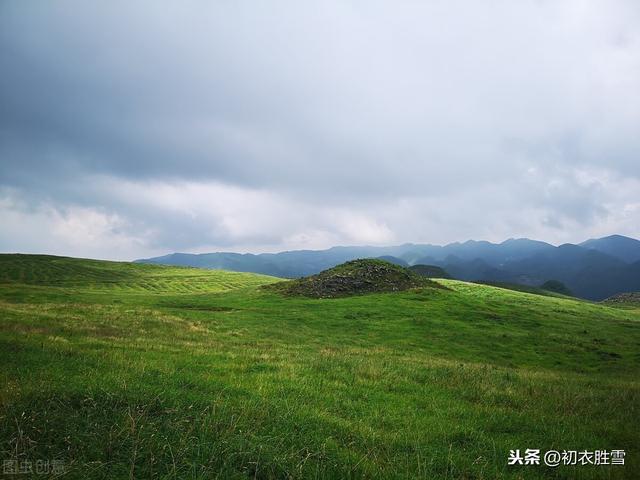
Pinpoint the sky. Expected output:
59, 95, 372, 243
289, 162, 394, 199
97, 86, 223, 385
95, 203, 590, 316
1, 0, 639, 260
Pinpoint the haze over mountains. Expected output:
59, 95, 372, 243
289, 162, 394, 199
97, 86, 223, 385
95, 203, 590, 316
136, 235, 640, 300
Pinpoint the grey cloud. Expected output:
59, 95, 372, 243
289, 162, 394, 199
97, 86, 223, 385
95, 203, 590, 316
0, 0, 639, 258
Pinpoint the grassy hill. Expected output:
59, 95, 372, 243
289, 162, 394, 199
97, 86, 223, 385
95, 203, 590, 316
0, 253, 279, 294
409, 264, 452, 279
0, 254, 638, 479
473, 280, 571, 299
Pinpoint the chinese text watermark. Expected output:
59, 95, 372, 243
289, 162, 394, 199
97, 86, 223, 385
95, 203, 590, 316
3, 459, 66, 475
508, 449, 625, 467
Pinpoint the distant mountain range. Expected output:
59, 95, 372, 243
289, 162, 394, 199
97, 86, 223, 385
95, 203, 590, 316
136, 234, 640, 300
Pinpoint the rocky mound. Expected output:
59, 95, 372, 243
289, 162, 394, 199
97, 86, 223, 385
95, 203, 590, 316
267, 259, 431, 298
603, 292, 640, 307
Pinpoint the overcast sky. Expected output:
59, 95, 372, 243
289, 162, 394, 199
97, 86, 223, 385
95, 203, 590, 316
1, 1, 639, 260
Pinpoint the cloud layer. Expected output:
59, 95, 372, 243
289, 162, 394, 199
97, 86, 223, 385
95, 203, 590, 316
1, 0, 639, 259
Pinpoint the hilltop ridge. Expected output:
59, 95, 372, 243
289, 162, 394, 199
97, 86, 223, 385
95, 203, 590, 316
136, 235, 640, 300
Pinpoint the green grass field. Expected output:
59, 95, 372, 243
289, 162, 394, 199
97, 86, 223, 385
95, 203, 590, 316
0, 254, 638, 479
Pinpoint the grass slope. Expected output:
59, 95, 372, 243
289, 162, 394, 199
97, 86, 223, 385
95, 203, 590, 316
0, 255, 639, 479
0, 254, 279, 294
474, 280, 571, 299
